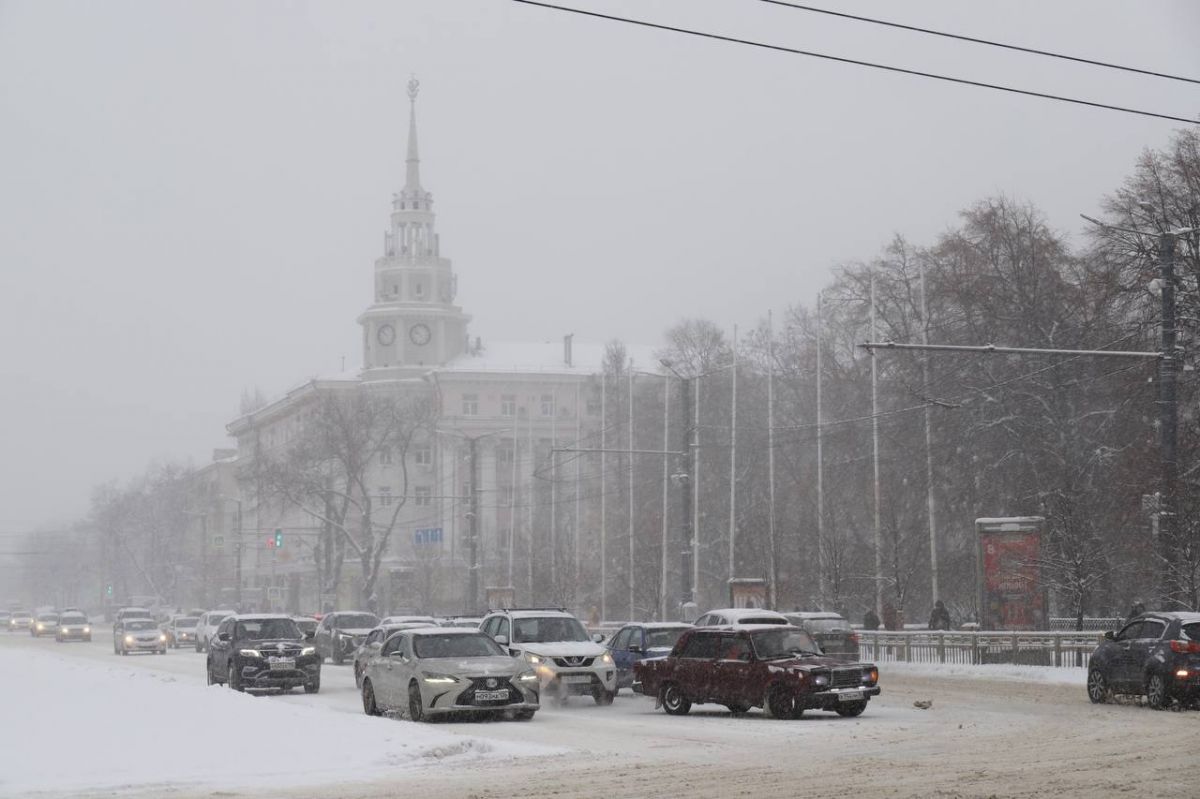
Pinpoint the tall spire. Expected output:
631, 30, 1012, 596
405, 75, 421, 192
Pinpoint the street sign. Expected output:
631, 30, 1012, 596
414, 527, 443, 545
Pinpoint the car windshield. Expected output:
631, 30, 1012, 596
646, 628, 689, 649
789, 617, 850, 632
236, 619, 301, 640
336, 613, 379, 629
207, 614, 230, 625
414, 633, 506, 658
125, 620, 156, 631
175, 617, 198, 628
61, 615, 87, 624
1182, 622, 1200, 641
294, 619, 317, 632
512, 616, 590, 643
38, 615, 57, 622
751, 629, 822, 659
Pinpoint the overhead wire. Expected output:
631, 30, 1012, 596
758, 0, 1200, 86
510, 0, 1200, 126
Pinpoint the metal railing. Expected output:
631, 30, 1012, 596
858, 630, 1100, 668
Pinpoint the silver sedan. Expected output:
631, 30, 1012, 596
361, 628, 539, 722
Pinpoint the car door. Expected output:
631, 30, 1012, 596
375, 633, 410, 708
712, 633, 754, 706
1130, 618, 1166, 687
1109, 620, 1144, 689
676, 631, 720, 701
494, 617, 513, 653
608, 627, 634, 685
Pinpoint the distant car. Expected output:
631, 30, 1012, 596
380, 615, 438, 627
31, 612, 60, 638
693, 608, 789, 628
480, 609, 616, 705
440, 617, 484, 629
113, 607, 153, 626
360, 628, 540, 721
195, 610, 234, 652
353, 622, 439, 689
1087, 612, 1200, 709
56, 612, 92, 642
782, 612, 860, 661
9, 611, 33, 633
115, 617, 167, 655
315, 611, 380, 665
206, 614, 320, 693
292, 617, 318, 638
0, 611, 11, 630
634, 625, 880, 718
162, 616, 200, 649
606, 623, 693, 691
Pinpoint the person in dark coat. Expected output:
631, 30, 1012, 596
1126, 600, 1146, 622
928, 599, 952, 631
862, 608, 881, 630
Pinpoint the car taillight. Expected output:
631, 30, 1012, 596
849, 632, 860, 643
1168, 640, 1200, 654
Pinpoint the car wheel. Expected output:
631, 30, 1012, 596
195, 640, 202, 653
305, 677, 321, 694
408, 682, 426, 722
1086, 668, 1111, 704
835, 700, 867, 717
660, 683, 691, 716
592, 688, 616, 706
332, 648, 344, 666
764, 684, 800, 719
228, 662, 243, 692
362, 679, 380, 715
354, 663, 362, 690
727, 703, 752, 715
513, 709, 536, 721
1146, 672, 1171, 710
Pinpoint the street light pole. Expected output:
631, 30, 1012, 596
1157, 231, 1179, 608
468, 436, 481, 611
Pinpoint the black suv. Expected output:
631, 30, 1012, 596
206, 614, 321, 693
1088, 611, 1200, 709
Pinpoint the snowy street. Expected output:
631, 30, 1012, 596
1, 631, 1196, 799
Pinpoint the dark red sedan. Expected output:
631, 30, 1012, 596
633, 625, 880, 718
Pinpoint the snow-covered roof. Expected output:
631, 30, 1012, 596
705, 608, 788, 621
491, 609, 578, 620
404, 627, 486, 637
230, 613, 296, 621
784, 612, 846, 620
439, 340, 661, 376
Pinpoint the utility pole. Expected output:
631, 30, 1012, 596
628, 364, 635, 620
766, 309, 777, 610
600, 371, 607, 621
467, 436, 480, 611
679, 374, 693, 607
870, 274, 883, 622
816, 293, 826, 609
1158, 231, 1179, 608
919, 259, 939, 605
728, 325, 738, 586
692, 375, 702, 606
234, 499, 244, 610
660, 377, 670, 621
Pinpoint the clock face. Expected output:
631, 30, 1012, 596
409, 323, 432, 346
376, 324, 396, 346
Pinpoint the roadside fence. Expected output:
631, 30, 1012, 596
858, 630, 1100, 668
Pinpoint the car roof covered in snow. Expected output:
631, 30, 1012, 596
403, 627, 487, 637
784, 612, 847, 620
703, 608, 788, 621
491, 609, 576, 620
229, 613, 296, 622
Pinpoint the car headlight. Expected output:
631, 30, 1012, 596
421, 673, 457, 684
125, 635, 134, 643
301, 646, 316, 656
160, 634, 168, 642
60, 627, 68, 634
239, 649, 263, 658
525, 653, 545, 665
811, 672, 829, 686
517, 670, 539, 682
863, 667, 879, 685
37, 624, 44, 630
83, 627, 90, 634
600, 652, 613, 665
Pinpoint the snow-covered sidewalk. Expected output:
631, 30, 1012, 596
0, 647, 559, 797
880, 659, 1087, 686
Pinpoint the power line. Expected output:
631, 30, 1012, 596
758, 0, 1200, 86
510, 0, 1199, 126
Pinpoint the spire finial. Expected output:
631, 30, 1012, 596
407, 74, 420, 103
404, 75, 421, 192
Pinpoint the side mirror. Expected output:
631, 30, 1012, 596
1103, 631, 1115, 640
494, 634, 508, 646
218, 632, 230, 642
304, 630, 315, 640
592, 633, 605, 644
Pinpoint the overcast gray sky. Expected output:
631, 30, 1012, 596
1, 0, 1197, 532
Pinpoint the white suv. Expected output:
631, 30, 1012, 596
194, 609, 234, 652
692, 608, 789, 628
480, 609, 616, 705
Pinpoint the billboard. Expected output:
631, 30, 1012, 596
976, 517, 1046, 630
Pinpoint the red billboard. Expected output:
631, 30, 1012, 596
976, 517, 1046, 630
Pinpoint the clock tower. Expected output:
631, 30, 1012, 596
359, 77, 470, 381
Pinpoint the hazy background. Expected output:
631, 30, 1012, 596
1, 0, 1197, 531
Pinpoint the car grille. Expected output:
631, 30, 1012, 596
830, 668, 861, 689
553, 656, 594, 668
261, 645, 304, 657
456, 677, 519, 706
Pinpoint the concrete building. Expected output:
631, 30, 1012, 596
226, 79, 657, 618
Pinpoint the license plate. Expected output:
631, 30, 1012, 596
838, 690, 863, 702
561, 675, 592, 684
269, 658, 295, 671
475, 690, 508, 701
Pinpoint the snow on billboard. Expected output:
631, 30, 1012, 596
976, 517, 1047, 630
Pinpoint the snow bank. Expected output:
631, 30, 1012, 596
882, 660, 1087, 686
0, 649, 558, 797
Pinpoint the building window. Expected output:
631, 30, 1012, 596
462, 393, 479, 416
540, 394, 555, 416
501, 394, 516, 417
380, 448, 393, 466
414, 446, 432, 466
497, 446, 514, 466
379, 487, 393, 507
415, 282, 425, 299
414, 486, 432, 507
462, 480, 473, 499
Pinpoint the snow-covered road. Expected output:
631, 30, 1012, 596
0, 630, 1195, 798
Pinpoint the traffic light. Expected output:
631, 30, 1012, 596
105, 584, 113, 598
274, 529, 283, 548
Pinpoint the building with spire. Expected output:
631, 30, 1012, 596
223, 80, 658, 618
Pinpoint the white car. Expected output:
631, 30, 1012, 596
115, 618, 167, 655
692, 608, 790, 628
480, 609, 616, 705
380, 615, 438, 627
195, 610, 234, 652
